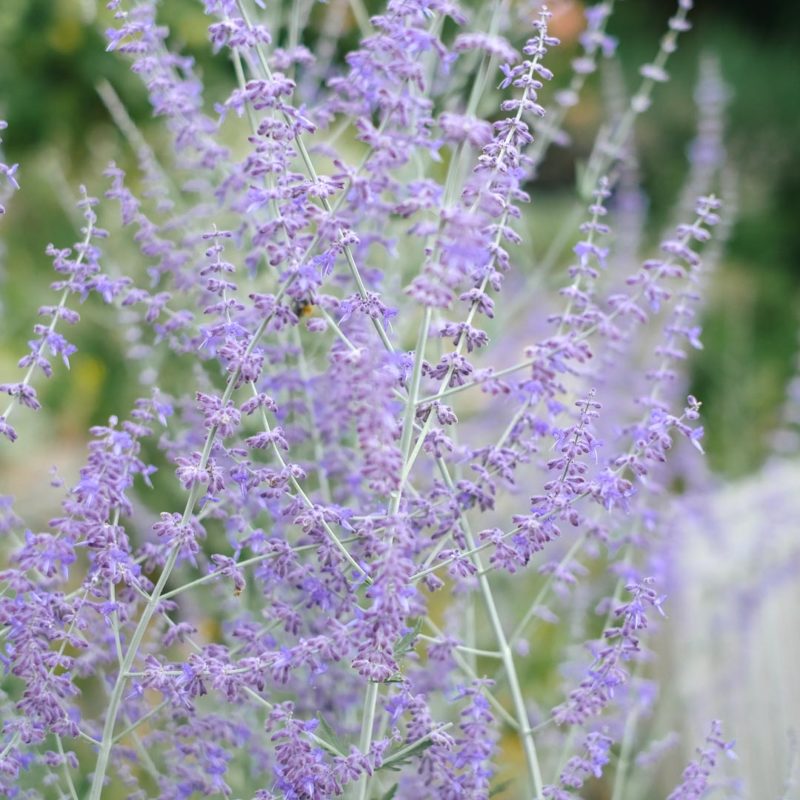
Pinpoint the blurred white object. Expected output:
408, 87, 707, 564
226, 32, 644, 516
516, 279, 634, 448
673, 458, 800, 798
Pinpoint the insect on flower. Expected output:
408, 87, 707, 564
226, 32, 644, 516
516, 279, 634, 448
292, 299, 315, 318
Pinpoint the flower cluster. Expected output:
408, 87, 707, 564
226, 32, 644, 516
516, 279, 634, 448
0, 1, 745, 798
667, 721, 737, 799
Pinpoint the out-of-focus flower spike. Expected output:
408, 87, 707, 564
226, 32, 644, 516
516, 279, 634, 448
0, 120, 20, 216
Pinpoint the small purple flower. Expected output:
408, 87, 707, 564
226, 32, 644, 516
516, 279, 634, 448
667, 721, 736, 800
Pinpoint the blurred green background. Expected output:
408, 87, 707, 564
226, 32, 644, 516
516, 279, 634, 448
0, 0, 799, 481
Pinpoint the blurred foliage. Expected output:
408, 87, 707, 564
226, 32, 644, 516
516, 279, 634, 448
0, 0, 798, 490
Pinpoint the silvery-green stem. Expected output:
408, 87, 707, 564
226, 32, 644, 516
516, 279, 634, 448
355, 681, 379, 800
88, 543, 180, 800
56, 735, 79, 800
611, 693, 640, 800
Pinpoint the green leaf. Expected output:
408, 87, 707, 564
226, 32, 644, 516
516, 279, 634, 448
315, 713, 348, 755
379, 785, 399, 800
393, 617, 422, 658
379, 737, 436, 772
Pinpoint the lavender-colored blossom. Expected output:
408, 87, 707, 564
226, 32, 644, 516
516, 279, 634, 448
553, 578, 665, 726
667, 721, 736, 800
0, 1, 742, 798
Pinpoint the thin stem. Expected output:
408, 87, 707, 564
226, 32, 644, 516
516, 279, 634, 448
436, 462, 544, 798
552, 727, 578, 784
464, 596, 477, 673
448, 0, 510, 124
417, 634, 502, 659
379, 723, 454, 770
112, 699, 169, 744
393, 306, 432, 507
160, 538, 357, 601
109, 580, 124, 667
355, 681, 379, 800
0, 733, 20, 762
293, 326, 332, 503
77, 729, 102, 746
416, 355, 541, 406
611, 691, 640, 800
231, 47, 259, 135
96, 80, 179, 198
250, 383, 369, 581
287, 0, 305, 61
493, 394, 533, 456
56, 736, 80, 800
130, 725, 161, 781
424, 618, 519, 731
510, 532, 588, 646
358, 326, 436, 800
505, 205, 584, 321
471, 538, 544, 797
88, 545, 180, 800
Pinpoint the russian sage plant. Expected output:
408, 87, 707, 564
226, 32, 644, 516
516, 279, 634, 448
0, 0, 739, 798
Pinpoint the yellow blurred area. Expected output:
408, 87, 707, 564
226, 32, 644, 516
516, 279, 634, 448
63, 354, 106, 433
47, 0, 86, 54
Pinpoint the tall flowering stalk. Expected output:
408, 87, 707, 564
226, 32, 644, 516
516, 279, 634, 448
0, 1, 745, 798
